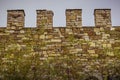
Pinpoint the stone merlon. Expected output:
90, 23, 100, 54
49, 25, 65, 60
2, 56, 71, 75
36, 9, 54, 29
7, 10, 25, 29
94, 9, 111, 28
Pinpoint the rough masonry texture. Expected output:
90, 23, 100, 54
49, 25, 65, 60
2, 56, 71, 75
0, 9, 120, 79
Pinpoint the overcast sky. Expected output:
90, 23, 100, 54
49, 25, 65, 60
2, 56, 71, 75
0, 0, 120, 27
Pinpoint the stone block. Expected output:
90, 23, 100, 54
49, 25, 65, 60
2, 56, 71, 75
106, 52, 114, 57
111, 27, 115, 30
9, 30, 14, 33
49, 53, 60, 57
40, 57, 47, 61
102, 44, 107, 48
88, 50, 95, 53
51, 39, 61, 42
90, 42, 96, 47
17, 35, 24, 37
94, 28, 100, 32
107, 44, 112, 48
40, 35, 45, 39
90, 53, 98, 58
11, 26, 16, 29
20, 30, 25, 33
34, 35, 39, 39
76, 49, 82, 52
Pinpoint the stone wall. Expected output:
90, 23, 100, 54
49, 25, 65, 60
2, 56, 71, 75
0, 9, 120, 79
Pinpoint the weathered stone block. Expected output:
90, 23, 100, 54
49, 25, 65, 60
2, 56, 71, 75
51, 39, 61, 42
40, 35, 45, 39
88, 50, 95, 53
90, 42, 96, 47
20, 30, 25, 33
106, 52, 114, 57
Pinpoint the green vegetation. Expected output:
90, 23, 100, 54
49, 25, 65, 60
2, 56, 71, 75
0, 35, 120, 80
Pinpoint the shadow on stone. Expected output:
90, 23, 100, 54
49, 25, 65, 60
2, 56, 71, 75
112, 75, 120, 80
85, 76, 99, 80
